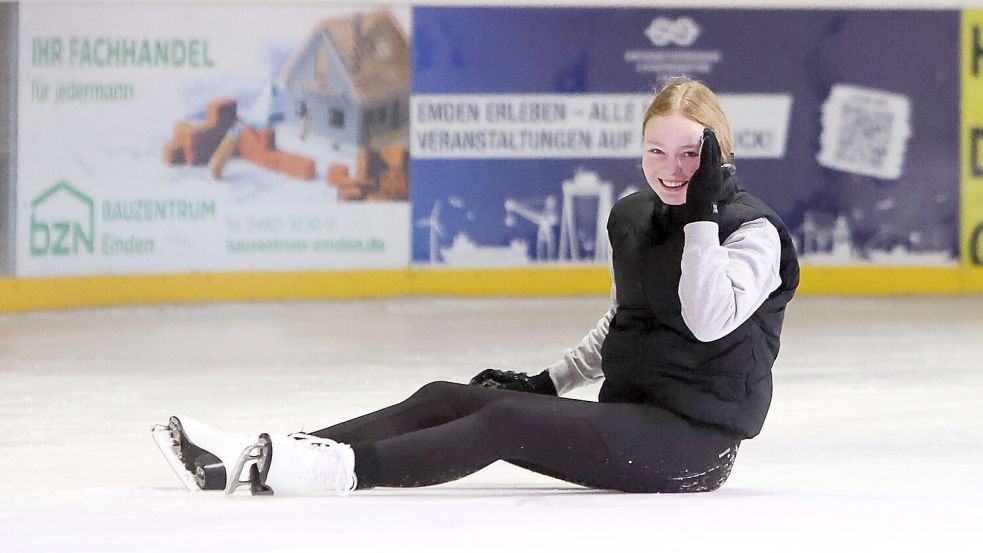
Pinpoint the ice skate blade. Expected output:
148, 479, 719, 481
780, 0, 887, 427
194, 457, 227, 490
248, 463, 273, 496
224, 435, 271, 496
151, 424, 201, 492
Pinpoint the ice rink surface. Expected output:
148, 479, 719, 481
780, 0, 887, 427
1, 295, 981, 552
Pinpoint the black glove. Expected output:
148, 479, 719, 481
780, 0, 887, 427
685, 128, 725, 224
468, 368, 558, 396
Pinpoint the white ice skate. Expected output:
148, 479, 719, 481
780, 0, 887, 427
224, 432, 357, 496
151, 416, 258, 492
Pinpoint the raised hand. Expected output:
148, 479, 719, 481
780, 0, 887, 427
685, 127, 725, 224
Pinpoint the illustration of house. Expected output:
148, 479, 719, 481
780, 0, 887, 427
277, 10, 410, 152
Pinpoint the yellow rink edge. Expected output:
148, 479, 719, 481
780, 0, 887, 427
4, 266, 983, 313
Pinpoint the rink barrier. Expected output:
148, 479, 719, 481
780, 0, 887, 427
4, 266, 983, 312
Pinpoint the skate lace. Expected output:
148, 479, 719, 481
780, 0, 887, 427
288, 433, 358, 496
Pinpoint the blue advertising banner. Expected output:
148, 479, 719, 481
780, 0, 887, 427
411, 7, 960, 267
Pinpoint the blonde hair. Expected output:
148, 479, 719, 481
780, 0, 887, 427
642, 78, 734, 163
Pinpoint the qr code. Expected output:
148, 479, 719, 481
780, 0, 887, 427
817, 84, 911, 180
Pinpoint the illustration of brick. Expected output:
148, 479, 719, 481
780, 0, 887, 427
162, 98, 238, 165
239, 126, 276, 158
162, 134, 185, 164
326, 145, 407, 201
238, 126, 316, 180
378, 144, 408, 200
326, 163, 368, 200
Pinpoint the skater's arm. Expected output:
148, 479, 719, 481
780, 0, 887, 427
678, 217, 781, 342
544, 268, 616, 396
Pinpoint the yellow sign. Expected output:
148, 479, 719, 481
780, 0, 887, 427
962, 12, 983, 265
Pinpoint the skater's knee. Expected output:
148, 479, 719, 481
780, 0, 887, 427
410, 380, 464, 402
475, 396, 526, 431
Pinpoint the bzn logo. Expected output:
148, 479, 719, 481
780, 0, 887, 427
30, 181, 95, 256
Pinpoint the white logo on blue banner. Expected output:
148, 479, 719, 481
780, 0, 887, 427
645, 17, 700, 47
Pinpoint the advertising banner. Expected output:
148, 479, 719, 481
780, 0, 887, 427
17, 3, 411, 277
963, 11, 983, 266
411, 8, 960, 267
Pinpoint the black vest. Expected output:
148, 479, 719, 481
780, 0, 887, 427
599, 175, 799, 438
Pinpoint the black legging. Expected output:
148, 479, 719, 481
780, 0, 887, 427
312, 381, 740, 493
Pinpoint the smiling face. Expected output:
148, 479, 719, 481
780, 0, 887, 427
641, 111, 705, 205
